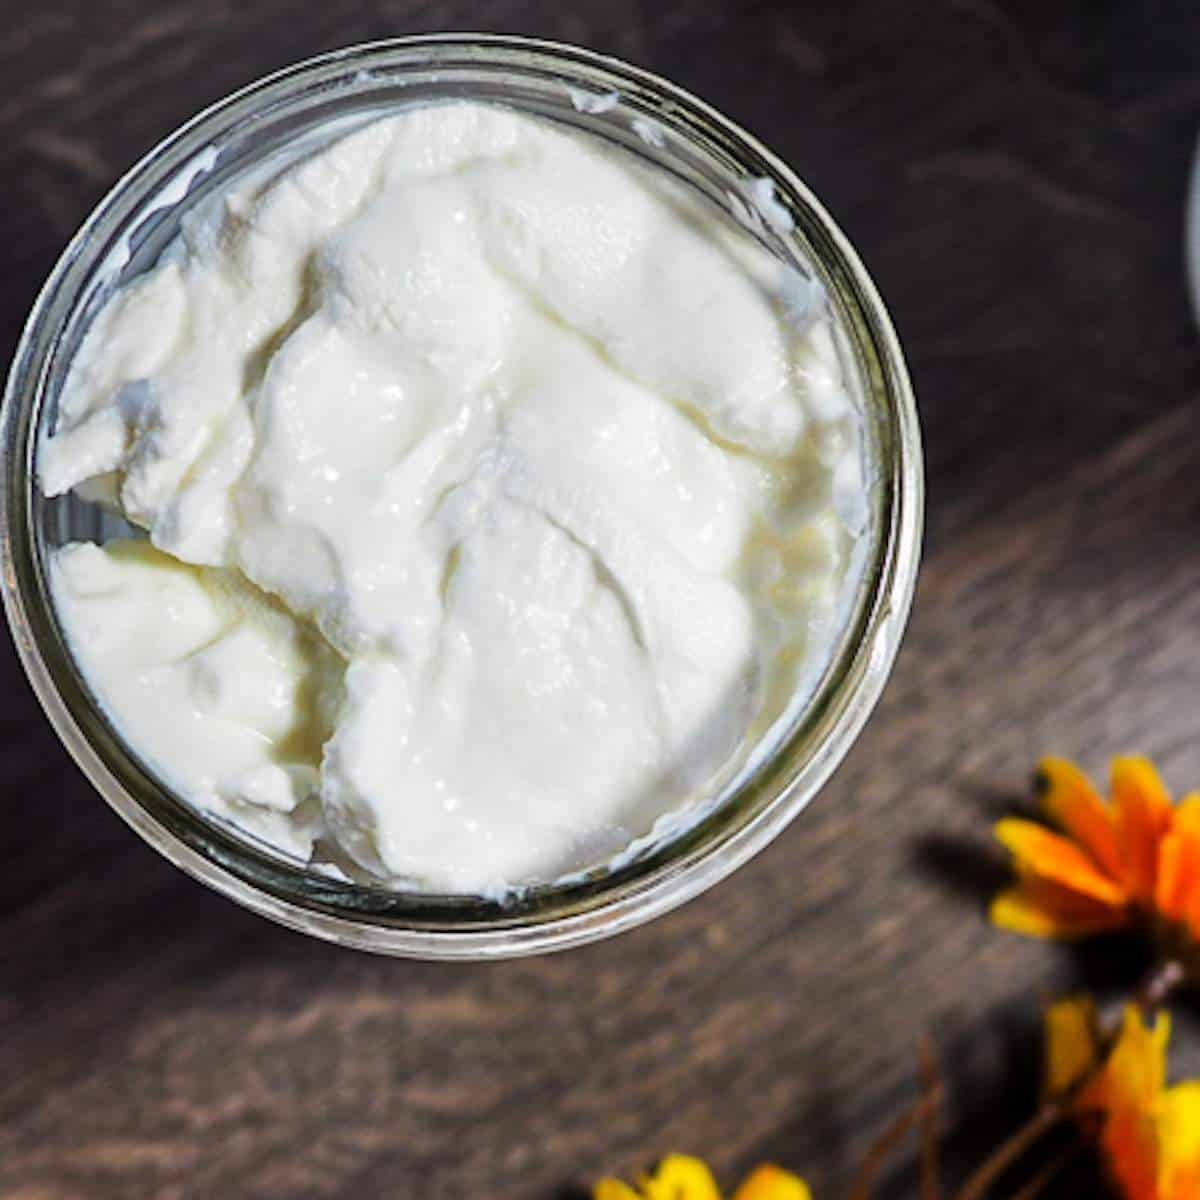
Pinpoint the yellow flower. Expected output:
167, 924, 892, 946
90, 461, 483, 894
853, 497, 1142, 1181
990, 756, 1200, 942
593, 1155, 810, 1200
1043, 997, 1200, 1198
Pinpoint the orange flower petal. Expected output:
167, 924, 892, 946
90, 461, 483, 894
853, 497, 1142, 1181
1112, 757, 1174, 901
1079, 1005, 1168, 1200
990, 876, 1131, 939
995, 818, 1129, 906
1157, 796, 1200, 922
1156, 794, 1200, 940
1158, 835, 1188, 925
1099, 1105, 1161, 1200
733, 1164, 812, 1200
1167, 1162, 1200, 1200
1043, 995, 1101, 1097
1037, 756, 1123, 880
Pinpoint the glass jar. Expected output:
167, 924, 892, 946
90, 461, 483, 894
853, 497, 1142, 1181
0, 36, 922, 958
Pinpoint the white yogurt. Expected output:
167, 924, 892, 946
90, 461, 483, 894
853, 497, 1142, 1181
42, 102, 866, 895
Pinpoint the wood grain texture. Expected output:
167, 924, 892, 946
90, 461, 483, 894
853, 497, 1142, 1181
1, 2, 1199, 1196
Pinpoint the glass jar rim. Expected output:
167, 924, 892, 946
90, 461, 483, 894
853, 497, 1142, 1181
0, 34, 923, 959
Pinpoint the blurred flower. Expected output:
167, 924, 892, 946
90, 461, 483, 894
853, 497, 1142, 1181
593, 1154, 810, 1200
990, 756, 1200, 945
1043, 997, 1200, 1198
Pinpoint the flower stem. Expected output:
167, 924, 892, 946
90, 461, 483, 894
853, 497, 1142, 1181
952, 1103, 1065, 1200
952, 961, 1182, 1200
1132, 959, 1184, 1013
1005, 1137, 1085, 1200
849, 1088, 941, 1200
918, 1036, 942, 1200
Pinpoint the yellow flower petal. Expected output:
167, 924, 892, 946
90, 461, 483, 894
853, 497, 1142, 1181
1161, 1081, 1200, 1200
1112, 757, 1174, 901
732, 1164, 812, 1200
1043, 996, 1100, 1097
995, 819, 1128, 907
594, 1180, 644, 1200
1105, 1005, 1169, 1110
640, 1155, 722, 1200
1037, 756, 1123, 880
1171, 794, 1200, 836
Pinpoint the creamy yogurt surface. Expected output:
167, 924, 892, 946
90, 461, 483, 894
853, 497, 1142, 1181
41, 101, 867, 895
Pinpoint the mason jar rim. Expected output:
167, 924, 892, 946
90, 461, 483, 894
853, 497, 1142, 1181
0, 34, 923, 959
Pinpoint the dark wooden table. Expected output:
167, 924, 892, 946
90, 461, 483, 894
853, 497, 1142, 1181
3, 3, 1199, 1196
